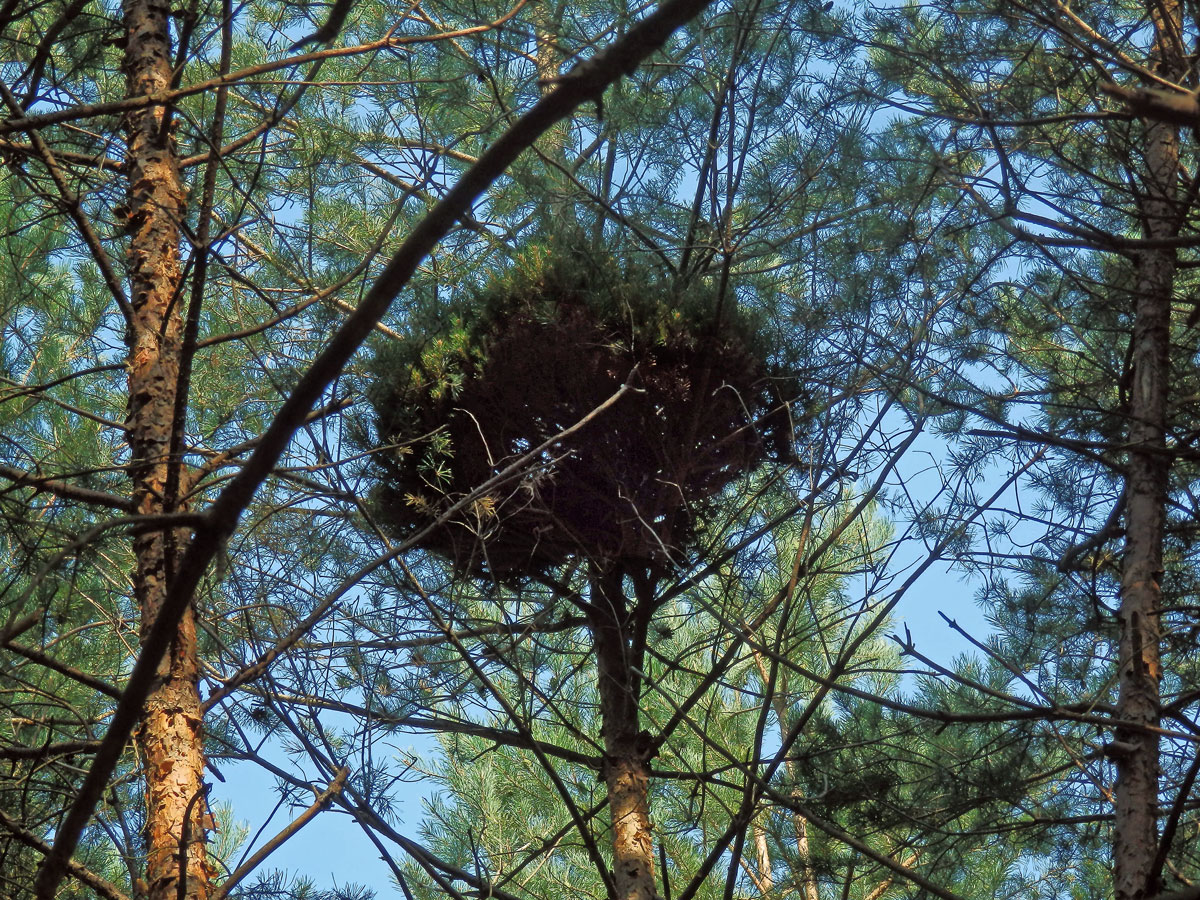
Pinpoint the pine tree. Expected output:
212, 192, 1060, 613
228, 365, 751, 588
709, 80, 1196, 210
865, 0, 1200, 893
1, 0, 719, 896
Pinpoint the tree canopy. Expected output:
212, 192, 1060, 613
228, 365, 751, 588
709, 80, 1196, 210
361, 241, 799, 577
2, 0, 1200, 899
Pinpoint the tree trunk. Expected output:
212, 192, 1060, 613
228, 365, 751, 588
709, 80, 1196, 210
773, 701, 817, 900
590, 567, 658, 900
122, 0, 211, 896
751, 820, 773, 893
1115, 2, 1182, 898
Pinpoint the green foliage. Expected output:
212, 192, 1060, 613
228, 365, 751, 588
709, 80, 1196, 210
392, 494, 1077, 900
7, 0, 1197, 896
360, 238, 801, 577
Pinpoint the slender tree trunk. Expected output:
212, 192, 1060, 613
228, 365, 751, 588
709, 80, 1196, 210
773, 703, 818, 900
590, 567, 658, 900
751, 820, 773, 893
122, 0, 211, 897
748, 649, 817, 900
1115, 2, 1182, 897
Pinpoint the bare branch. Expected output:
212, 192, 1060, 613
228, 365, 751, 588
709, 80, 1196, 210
33, 4, 716, 893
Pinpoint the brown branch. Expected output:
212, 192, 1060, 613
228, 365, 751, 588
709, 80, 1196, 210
205, 612, 588, 711
335, 782, 531, 900
0, 609, 42, 643
191, 396, 354, 480
3, 639, 122, 699
1101, 80, 1200, 124
211, 767, 350, 900
0, 808, 131, 900
14, 512, 209, 619
0, 363, 124, 403
0, 138, 123, 171
33, 3, 715, 894
1157, 886, 1200, 900
0, 1, 529, 138
238, 684, 604, 767
216, 728, 546, 900
0, 739, 101, 761
341, 615, 591, 651
0, 83, 131, 323
193, 201, 409, 352
0, 463, 135, 512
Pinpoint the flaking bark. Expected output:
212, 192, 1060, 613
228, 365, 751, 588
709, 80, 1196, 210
1115, 1, 1182, 897
591, 568, 659, 900
122, 0, 212, 895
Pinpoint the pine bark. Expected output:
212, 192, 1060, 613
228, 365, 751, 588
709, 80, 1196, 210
122, 0, 211, 896
1115, 2, 1182, 897
590, 568, 658, 900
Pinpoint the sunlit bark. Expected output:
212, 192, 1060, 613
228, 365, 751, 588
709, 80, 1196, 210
591, 567, 658, 900
122, 0, 210, 894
